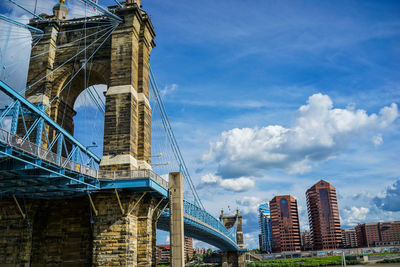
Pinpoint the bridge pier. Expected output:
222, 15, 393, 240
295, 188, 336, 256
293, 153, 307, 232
0, 192, 164, 267
221, 251, 246, 267
169, 172, 185, 267
92, 192, 162, 267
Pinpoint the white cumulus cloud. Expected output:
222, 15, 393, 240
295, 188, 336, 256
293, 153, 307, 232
374, 179, 400, 212
197, 173, 254, 192
342, 206, 369, 227
202, 94, 398, 177
236, 196, 263, 215
372, 134, 383, 146
160, 83, 178, 97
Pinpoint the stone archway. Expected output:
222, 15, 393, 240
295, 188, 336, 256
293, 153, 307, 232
49, 62, 110, 136
24, 1, 155, 172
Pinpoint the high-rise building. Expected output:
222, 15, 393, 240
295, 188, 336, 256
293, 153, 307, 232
155, 245, 170, 264
306, 180, 342, 250
270, 195, 301, 252
342, 229, 358, 248
156, 236, 195, 264
356, 221, 400, 247
301, 231, 313, 251
258, 203, 273, 253
184, 236, 194, 261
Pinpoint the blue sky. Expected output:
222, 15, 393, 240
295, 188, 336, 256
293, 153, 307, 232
1, 0, 400, 249
142, 0, 400, 248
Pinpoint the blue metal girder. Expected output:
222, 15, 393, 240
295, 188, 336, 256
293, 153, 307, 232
0, 81, 100, 163
157, 211, 240, 252
0, 139, 170, 200
0, 150, 98, 188
0, 141, 169, 199
100, 179, 168, 197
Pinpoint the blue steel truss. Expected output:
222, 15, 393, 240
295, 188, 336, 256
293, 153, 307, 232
157, 200, 242, 251
0, 126, 169, 198
0, 80, 100, 164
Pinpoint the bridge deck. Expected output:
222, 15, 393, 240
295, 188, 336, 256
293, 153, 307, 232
0, 127, 168, 198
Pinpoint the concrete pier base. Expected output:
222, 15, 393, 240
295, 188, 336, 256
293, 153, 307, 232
169, 172, 185, 267
221, 251, 246, 267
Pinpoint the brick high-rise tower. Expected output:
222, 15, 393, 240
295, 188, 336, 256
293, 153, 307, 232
270, 195, 301, 252
306, 180, 342, 250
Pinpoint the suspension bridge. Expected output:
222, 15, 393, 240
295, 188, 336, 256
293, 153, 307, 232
0, 0, 245, 266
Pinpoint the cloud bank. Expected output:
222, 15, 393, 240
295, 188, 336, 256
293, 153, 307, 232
374, 179, 400, 212
202, 94, 398, 178
236, 196, 263, 215
342, 206, 369, 227
197, 173, 254, 192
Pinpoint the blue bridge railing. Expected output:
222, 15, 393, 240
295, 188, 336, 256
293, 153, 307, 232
183, 200, 236, 241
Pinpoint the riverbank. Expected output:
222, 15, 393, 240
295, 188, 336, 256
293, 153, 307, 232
247, 256, 360, 267
377, 258, 400, 264
156, 254, 400, 266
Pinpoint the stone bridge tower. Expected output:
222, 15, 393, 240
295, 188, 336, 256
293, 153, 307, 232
219, 208, 246, 267
24, 0, 154, 171
1, 1, 165, 266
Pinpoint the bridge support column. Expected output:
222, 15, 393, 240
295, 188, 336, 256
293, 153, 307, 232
169, 172, 185, 267
137, 195, 160, 266
100, 4, 155, 172
92, 193, 161, 267
221, 251, 246, 267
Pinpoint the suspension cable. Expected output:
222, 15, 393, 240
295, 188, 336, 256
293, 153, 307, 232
149, 67, 205, 210
47, 25, 117, 109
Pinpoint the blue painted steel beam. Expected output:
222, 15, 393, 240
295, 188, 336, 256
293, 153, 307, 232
0, 150, 98, 189
157, 212, 241, 251
100, 178, 168, 197
149, 179, 168, 197
0, 101, 17, 126
10, 101, 20, 134
0, 14, 43, 34
0, 81, 101, 163
184, 216, 239, 250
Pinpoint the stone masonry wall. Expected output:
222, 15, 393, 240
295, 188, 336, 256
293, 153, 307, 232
0, 198, 33, 266
0, 193, 161, 267
0, 197, 92, 267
